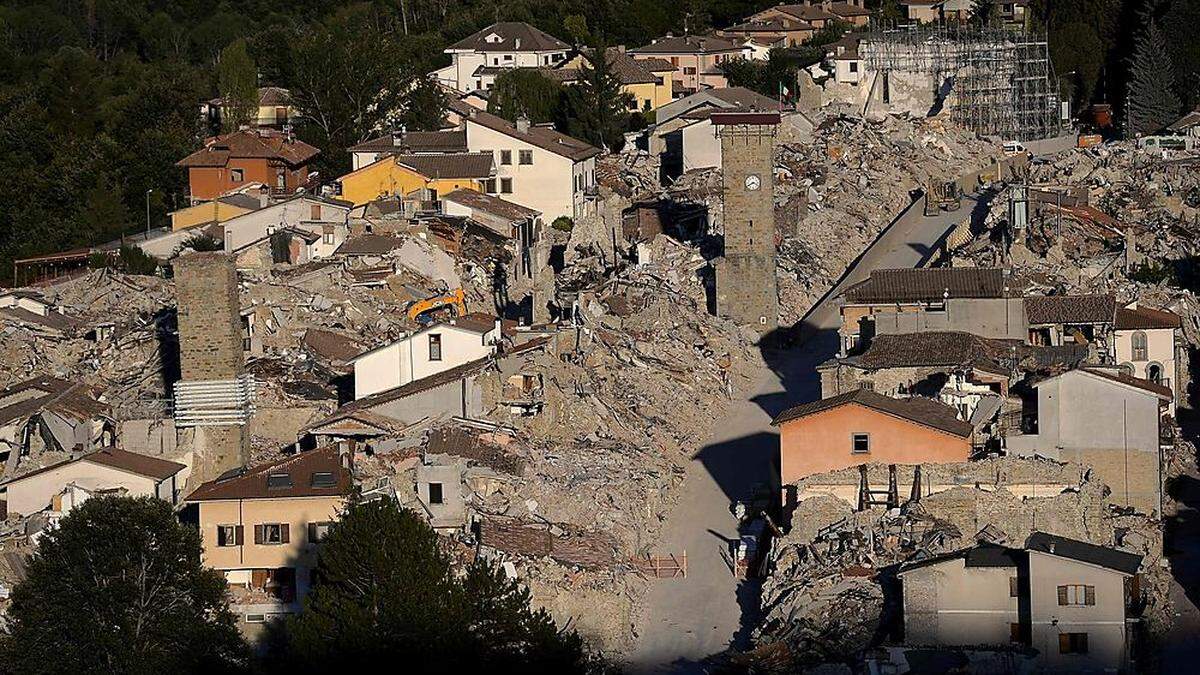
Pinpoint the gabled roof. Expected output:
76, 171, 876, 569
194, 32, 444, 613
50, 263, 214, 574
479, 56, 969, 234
897, 543, 1024, 574
1168, 108, 1200, 132
761, 3, 840, 22
186, 446, 351, 502
447, 22, 569, 53
723, 18, 805, 33
176, 129, 320, 168
394, 152, 494, 179
630, 34, 742, 55
0, 448, 184, 487
850, 331, 1016, 375
843, 267, 1009, 304
0, 376, 109, 426
771, 388, 974, 438
303, 328, 364, 363
1114, 304, 1181, 330
348, 129, 468, 154
1024, 294, 1115, 325
464, 110, 599, 161
441, 188, 540, 222
550, 49, 672, 86
1026, 532, 1142, 575
1032, 367, 1173, 400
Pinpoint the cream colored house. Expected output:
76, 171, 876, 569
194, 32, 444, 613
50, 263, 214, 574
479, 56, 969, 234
629, 34, 743, 92
351, 314, 509, 400
462, 110, 599, 222
202, 87, 297, 129
1113, 302, 1181, 410
0, 447, 185, 516
433, 22, 570, 93
186, 446, 351, 627
899, 532, 1142, 673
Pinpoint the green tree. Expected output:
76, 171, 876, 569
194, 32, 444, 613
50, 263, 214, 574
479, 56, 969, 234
271, 498, 597, 673
489, 69, 564, 124
563, 42, 633, 152
1127, 16, 1181, 136
216, 38, 258, 133
0, 496, 245, 674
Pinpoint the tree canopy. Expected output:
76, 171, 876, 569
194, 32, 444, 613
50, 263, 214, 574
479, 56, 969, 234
268, 498, 601, 673
0, 496, 246, 675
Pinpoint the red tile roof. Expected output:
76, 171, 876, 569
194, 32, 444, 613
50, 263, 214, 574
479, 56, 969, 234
186, 446, 351, 501
772, 388, 974, 438
0, 448, 185, 487
176, 129, 320, 168
1114, 305, 1181, 330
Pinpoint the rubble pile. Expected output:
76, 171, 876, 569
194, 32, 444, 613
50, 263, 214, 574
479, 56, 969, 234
752, 459, 1169, 672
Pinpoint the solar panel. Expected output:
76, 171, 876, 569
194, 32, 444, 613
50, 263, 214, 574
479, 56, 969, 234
310, 471, 336, 488
266, 472, 293, 489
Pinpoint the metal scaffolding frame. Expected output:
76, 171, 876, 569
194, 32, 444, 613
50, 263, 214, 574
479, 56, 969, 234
860, 23, 1064, 141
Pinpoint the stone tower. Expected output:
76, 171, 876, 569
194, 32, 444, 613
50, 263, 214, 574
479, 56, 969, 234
173, 253, 252, 486
713, 112, 779, 333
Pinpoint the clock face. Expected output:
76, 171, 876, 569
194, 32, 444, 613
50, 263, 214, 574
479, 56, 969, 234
744, 174, 761, 191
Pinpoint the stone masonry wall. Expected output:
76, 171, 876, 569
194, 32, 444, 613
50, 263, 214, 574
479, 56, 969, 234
717, 122, 779, 333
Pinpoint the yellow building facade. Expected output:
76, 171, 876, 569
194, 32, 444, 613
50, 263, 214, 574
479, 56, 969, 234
335, 154, 491, 207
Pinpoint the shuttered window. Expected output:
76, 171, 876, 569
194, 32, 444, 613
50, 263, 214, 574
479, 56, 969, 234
1059, 632, 1089, 654
1057, 584, 1095, 606
254, 523, 289, 545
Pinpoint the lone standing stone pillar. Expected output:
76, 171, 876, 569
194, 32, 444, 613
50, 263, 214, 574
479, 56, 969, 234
713, 111, 780, 334
173, 252, 251, 487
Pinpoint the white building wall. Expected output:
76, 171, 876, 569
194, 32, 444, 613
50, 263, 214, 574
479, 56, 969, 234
1114, 327, 1177, 409
464, 121, 581, 221
681, 120, 722, 173
2, 461, 166, 516
222, 199, 349, 255
352, 324, 497, 400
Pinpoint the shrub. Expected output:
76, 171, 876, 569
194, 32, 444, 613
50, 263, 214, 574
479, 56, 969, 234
551, 216, 574, 232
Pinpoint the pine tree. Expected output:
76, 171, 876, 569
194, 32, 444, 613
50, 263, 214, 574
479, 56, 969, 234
1127, 17, 1181, 136
216, 39, 258, 133
565, 42, 633, 153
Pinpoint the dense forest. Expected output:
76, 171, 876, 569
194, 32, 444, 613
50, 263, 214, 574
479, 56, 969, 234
0, 0, 1195, 278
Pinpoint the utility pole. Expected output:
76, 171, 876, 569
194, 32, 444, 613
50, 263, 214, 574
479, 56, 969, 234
145, 188, 153, 236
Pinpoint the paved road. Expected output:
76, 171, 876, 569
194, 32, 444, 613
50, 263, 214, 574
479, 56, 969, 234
624, 195, 981, 673
1162, 469, 1200, 670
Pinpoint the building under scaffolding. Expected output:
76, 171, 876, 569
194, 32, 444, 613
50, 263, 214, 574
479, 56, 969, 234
860, 24, 1065, 141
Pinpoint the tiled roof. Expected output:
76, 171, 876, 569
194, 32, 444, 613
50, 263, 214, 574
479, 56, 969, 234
1114, 304, 1181, 330
708, 86, 781, 110
1026, 532, 1142, 575
844, 267, 1009, 304
852, 331, 1017, 374
302, 328, 363, 363
257, 86, 291, 106
767, 4, 840, 22
630, 34, 742, 55
0, 448, 184, 487
441, 188, 540, 221
1077, 368, 1173, 399
0, 376, 109, 426
550, 49, 670, 86
176, 129, 319, 168
464, 110, 600, 161
829, 2, 872, 17
186, 446, 352, 501
333, 234, 404, 256
394, 152, 494, 179
1024, 294, 1115, 325
898, 543, 1023, 574
771, 388, 974, 438
446, 22, 569, 53
348, 129, 468, 154
723, 19, 801, 33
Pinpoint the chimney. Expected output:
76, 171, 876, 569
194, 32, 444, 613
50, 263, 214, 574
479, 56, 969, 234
515, 38, 521, 49
392, 125, 406, 147
516, 115, 530, 133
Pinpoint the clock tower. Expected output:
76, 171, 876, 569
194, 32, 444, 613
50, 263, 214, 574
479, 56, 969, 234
713, 111, 779, 334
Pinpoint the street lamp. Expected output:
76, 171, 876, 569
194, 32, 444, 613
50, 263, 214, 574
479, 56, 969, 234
145, 188, 153, 236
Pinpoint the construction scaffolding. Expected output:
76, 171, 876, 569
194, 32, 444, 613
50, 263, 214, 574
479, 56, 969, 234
861, 23, 1064, 141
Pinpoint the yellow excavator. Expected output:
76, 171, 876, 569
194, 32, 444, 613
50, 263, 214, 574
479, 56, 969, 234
407, 288, 467, 325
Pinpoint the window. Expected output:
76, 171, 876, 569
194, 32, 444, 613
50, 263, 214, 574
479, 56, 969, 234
683, 67, 696, 75
217, 525, 243, 547
1131, 331, 1148, 361
849, 62, 859, 73
1010, 622, 1021, 643
267, 472, 293, 490
503, 54, 513, 61
1147, 362, 1163, 384
429, 482, 444, 505
1057, 584, 1096, 606
255, 523, 289, 545
852, 433, 870, 454
308, 521, 333, 543
310, 204, 321, 219
428, 333, 442, 361
1059, 632, 1089, 654
500, 177, 513, 194
276, 171, 286, 189
518, 149, 533, 165
500, 149, 512, 165
484, 178, 497, 194
1010, 576, 1019, 597
323, 225, 335, 245
231, 168, 244, 182
311, 471, 336, 488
